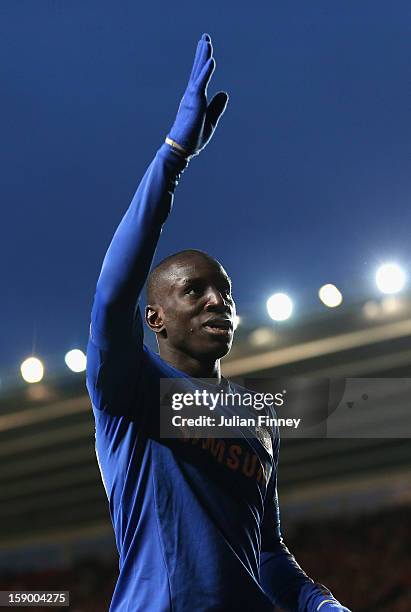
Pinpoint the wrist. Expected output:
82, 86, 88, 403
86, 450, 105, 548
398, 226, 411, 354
156, 143, 190, 182
298, 582, 339, 612
317, 601, 338, 611
165, 136, 191, 160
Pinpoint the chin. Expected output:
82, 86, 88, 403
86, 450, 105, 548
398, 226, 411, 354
198, 338, 233, 360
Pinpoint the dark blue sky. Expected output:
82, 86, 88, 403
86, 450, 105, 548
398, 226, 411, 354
1, 1, 410, 377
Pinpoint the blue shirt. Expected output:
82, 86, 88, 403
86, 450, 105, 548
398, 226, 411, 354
86, 144, 331, 612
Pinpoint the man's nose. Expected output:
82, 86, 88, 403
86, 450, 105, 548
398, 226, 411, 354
205, 289, 228, 310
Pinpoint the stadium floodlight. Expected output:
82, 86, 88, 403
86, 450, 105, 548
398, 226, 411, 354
318, 284, 343, 308
20, 357, 44, 383
266, 293, 293, 321
65, 349, 87, 373
375, 263, 405, 294
363, 300, 380, 319
381, 295, 404, 315
249, 327, 276, 347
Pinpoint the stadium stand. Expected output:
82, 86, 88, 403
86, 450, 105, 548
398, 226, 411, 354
0, 296, 410, 609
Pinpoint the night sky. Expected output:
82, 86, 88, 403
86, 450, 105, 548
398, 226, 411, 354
1, 1, 410, 379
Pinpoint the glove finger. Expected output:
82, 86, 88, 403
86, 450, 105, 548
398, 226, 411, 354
189, 35, 213, 82
201, 91, 228, 144
191, 42, 213, 83
195, 57, 215, 94
205, 91, 229, 129
189, 40, 204, 82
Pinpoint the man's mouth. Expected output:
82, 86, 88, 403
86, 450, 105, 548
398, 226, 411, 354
202, 318, 233, 336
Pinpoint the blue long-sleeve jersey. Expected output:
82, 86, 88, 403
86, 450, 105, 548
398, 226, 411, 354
86, 144, 325, 611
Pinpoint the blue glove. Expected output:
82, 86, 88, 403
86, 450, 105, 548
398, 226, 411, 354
168, 33, 228, 157
299, 583, 352, 612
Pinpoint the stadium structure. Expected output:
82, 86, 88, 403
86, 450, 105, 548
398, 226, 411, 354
0, 295, 410, 610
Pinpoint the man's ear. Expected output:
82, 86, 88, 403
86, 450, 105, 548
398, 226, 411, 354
145, 304, 165, 334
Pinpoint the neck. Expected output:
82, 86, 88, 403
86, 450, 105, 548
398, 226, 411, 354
159, 345, 221, 381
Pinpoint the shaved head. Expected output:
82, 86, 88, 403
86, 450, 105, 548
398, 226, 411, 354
145, 249, 235, 371
147, 249, 225, 306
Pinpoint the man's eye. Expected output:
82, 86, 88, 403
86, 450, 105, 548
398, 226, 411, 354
186, 287, 200, 295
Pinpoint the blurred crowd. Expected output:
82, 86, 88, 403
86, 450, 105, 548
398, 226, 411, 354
0, 505, 409, 611
287, 504, 411, 612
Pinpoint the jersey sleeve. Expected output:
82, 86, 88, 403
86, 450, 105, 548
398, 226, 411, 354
259, 428, 315, 611
86, 144, 188, 417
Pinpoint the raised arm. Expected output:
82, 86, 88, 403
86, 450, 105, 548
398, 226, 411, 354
90, 33, 228, 346
86, 34, 228, 414
89, 145, 187, 347
260, 435, 351, 612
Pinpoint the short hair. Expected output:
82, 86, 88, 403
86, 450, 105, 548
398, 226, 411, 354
146, 249, 221, 305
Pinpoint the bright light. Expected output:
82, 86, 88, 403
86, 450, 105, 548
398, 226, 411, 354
318, 284, 343, 308
249, 327, 276, 347
65, 349, 87, 373
376, 263, 405, 294
266, 293, 293, 321
20, 357, 44, 383
381, 296, 407, 316
233, 315, 240, 330
363, 300, 380, 319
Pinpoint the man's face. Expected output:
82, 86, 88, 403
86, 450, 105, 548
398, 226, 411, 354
152, 255, 236, 360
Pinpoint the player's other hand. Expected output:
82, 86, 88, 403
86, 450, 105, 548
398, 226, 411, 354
168, 33, 229, 157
